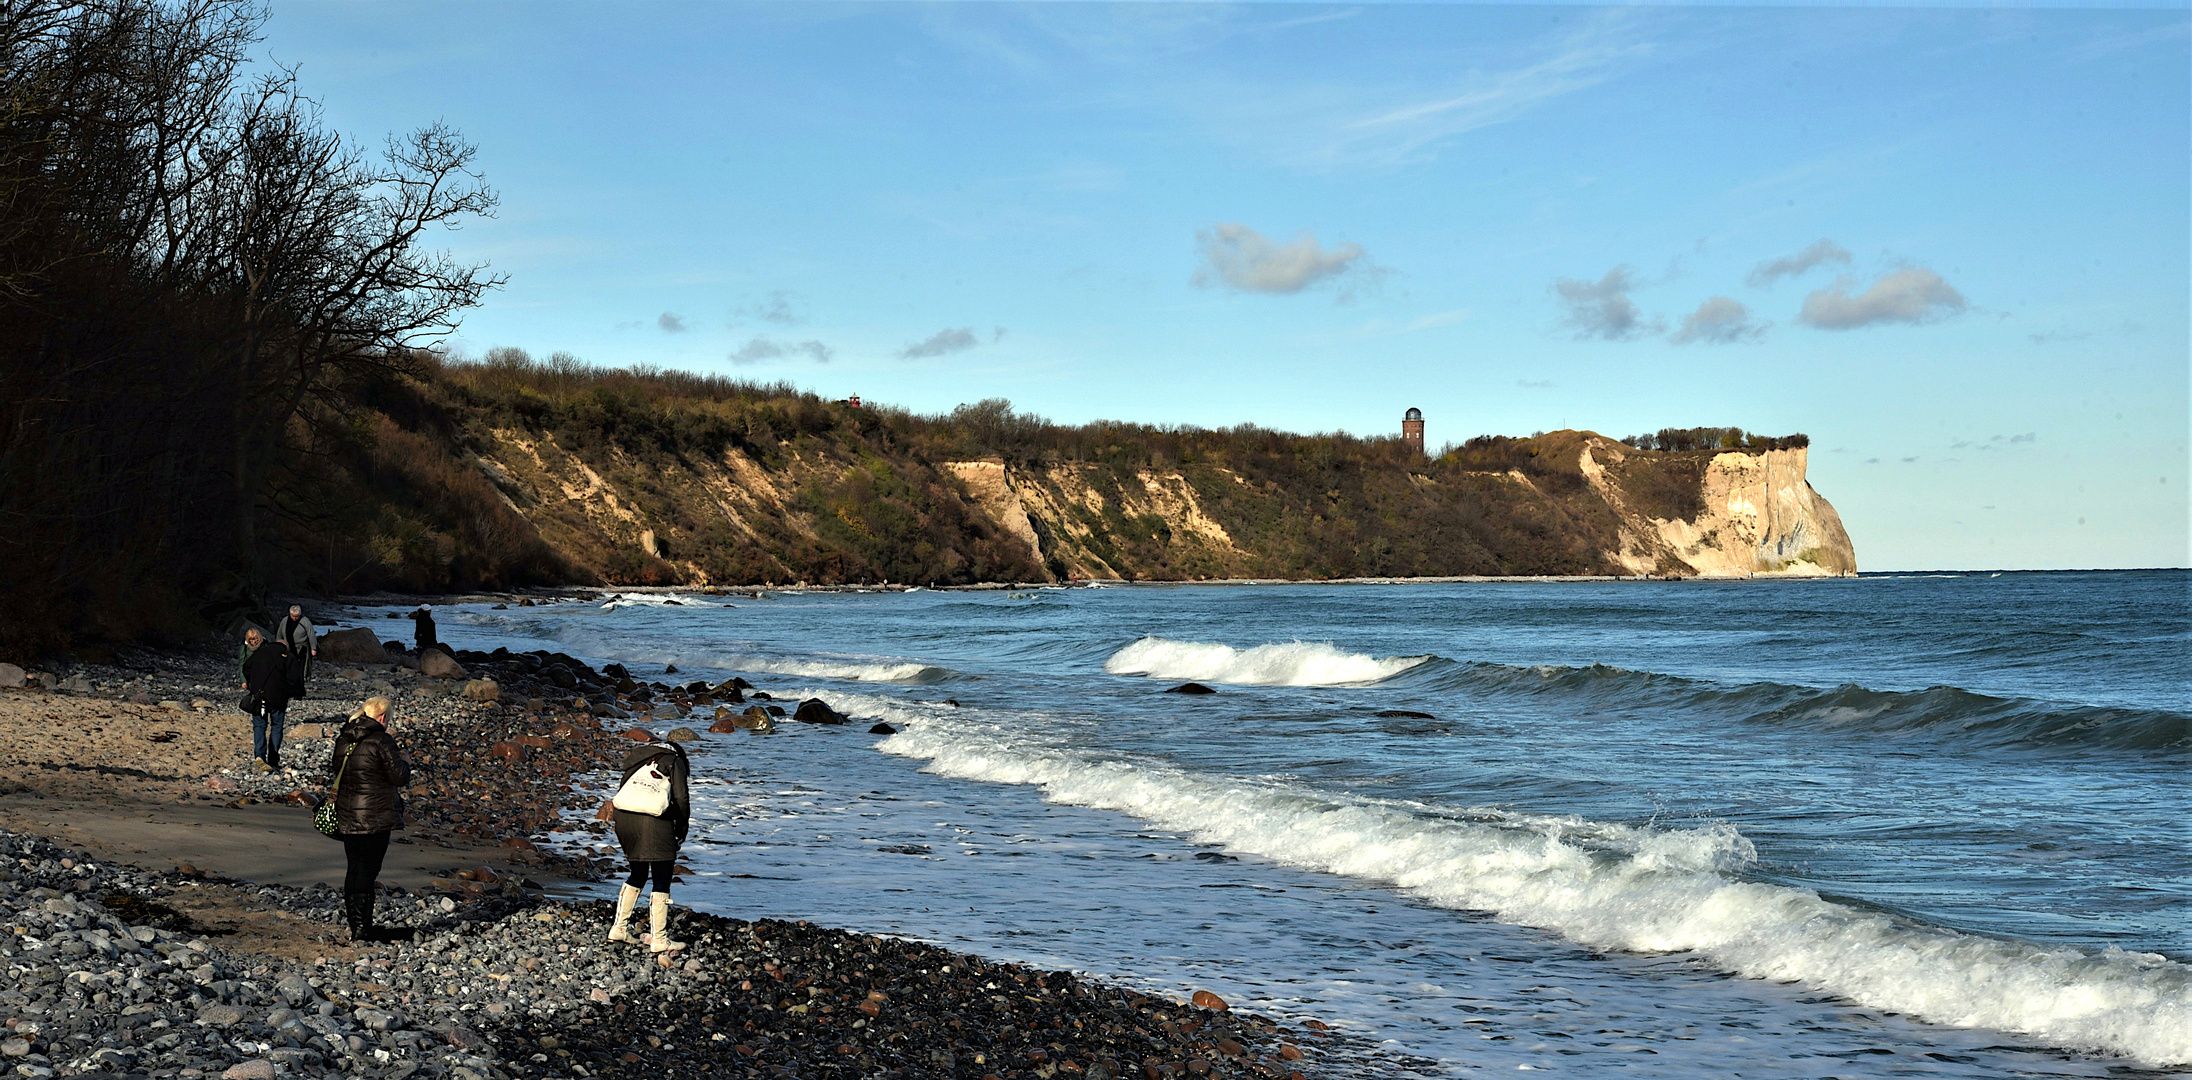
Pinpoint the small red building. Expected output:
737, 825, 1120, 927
1402, 407, 1424, 454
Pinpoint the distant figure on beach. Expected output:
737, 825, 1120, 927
237, 627, 292, 772
409, 605, 437, 655
274, 604, 316, 699
607, 737, 691, 955
329, 696, 415, 944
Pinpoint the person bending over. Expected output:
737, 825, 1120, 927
606, 736, 692, 954
329, 697, 415, 943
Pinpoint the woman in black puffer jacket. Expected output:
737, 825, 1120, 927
607, 738, 691, 954
328, 696, 414, 943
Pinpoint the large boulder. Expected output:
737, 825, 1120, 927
316, 627, 389, 665
793, 698, 848, 725
420, 650, 468, 680
0, 663, 23, 689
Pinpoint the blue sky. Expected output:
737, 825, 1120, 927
260, 1, 2187, 571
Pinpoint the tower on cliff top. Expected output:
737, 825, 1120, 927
1402, 407, 1424, 454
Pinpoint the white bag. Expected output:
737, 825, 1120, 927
611, 757, 672, 816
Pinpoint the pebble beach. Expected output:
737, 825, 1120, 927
0, 604, 1378, 1080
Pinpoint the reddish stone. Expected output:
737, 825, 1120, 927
1277, 1045, 1302, 1061
1191, 990, 1229, 1012
488, 742, 529, 764
1216, 1040, 1243, 1058
620, 727, 655, 742
515, 735, 552, 748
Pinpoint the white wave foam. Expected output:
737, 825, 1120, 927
694, 654, 947, 684
1104, 637, 1427, 687
598, 592, 713, 610
878, 722, 2192, 1066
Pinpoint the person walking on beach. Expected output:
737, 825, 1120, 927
606, 736, 691, 955
274, 604, 316, 699
409, 605, 438, 655
237, 627, 292, 772
328, 697, 415, 944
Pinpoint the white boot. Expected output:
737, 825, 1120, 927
647, 892, 683, 954
607, 885, 641, 943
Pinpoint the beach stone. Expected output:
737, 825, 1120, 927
650, 704, 681, 720
197, 1003, 245, 1026
420, 651, 467, 680
206, 776, 239, 791
1165, 682, 1217, 695
1374, 709, 1435, 719
794, 698, 849, 725
869, 722, 897, 735
488, 741, 529, 764
620, 727, 656, 742
1191, 989, 1229, 1011
58, 674, 92, 693
708, 716, 740, 733
0, 663, 24, 688
733, 706, 777, 733
317, 628, 388, 665
355, 1008, 398, 1031
1, 1038, 28, 1058
462, 678, 500, 702
275, 974, 316, 1007
666, 727, 698, 742
221, 1058, 276, 1080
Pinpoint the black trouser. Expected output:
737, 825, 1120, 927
343, 831, 392, 894
625, 860, 674, 894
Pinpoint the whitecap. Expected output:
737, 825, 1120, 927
1103, 636, 1428, 687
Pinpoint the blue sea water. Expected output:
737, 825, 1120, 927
350, 570, 2190, 1076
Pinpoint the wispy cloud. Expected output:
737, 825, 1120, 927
729, 335, 832, 365
1194, 223, 1368, 294
1306, 16, 1656, 169
1670, 296, 1769, 345
1798, 267, 1967, 330
1552, 265, 1661, 340
657, 312, 688, 333
1747, 239, 1850, 288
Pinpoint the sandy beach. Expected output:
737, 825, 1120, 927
0, 637, 1354, 1080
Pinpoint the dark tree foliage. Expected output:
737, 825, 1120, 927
0, 0, 501, 656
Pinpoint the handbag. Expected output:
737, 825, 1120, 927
314, 744, 356, 837
611, 755, 673, 816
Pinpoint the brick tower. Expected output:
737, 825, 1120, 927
1402, 407, 1424, 455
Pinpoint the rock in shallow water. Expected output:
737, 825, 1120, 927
1165, 682, 1217, 695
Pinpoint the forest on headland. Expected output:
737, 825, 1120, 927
0, 0, 1828, 658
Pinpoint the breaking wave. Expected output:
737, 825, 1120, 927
879, 719, 2192, 1066
1425, 661, 2191, 752
1104, 637, 1429, 687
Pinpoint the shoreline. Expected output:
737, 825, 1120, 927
0, 645, 1413, 1080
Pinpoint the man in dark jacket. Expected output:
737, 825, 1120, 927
238, 628, 292, 771
329, 697, 414, 943
274, 604, 316, 699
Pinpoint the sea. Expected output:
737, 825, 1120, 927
343, 570, 2190, 1077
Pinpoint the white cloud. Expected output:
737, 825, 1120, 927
1670, 296, 1769, 344
729, 335, 832, 365
1551, 265, 1660, 340
1193, 223, 1366, 294
657, 312, 688, 333
899, 327, 983, 359
1747, 239, 1850, 287
1798, 267, 1967, 330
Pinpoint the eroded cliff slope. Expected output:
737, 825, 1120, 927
431, 416, 1854, 585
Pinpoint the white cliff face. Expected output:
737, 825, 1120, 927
1648, 448, 1857, 578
